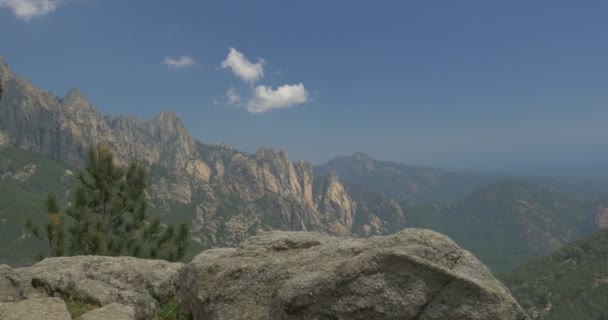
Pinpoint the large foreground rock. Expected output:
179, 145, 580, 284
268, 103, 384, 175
178, 229, 529, 320
1, 256, 183, 320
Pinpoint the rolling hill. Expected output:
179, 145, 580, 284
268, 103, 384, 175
404, 181, 591, 271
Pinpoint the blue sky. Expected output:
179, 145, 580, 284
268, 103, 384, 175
1, 1, 607, 175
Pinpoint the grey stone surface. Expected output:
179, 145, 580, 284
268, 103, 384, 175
178, 229, 530, 320
0, 297, 70, 320
9, 256, 182, 320
81, 303, 136, 320
0, 265, 22, 302
0, 265, 47, 302
29, 256, 182, 319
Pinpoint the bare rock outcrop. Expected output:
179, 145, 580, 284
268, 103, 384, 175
0, 256, 183, 320
0, 297, 71, 320
589, 205, 608, 232
178, 229, 529, 320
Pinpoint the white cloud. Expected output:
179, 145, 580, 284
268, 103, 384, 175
0, 0, 62, 21
226, 87, 240, 105
163, 55, 196, 69
221, 48, 264, 84
246, 83, 309, 113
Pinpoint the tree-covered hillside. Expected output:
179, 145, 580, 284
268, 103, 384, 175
500, 228, 608, 320
0, 146, 75, 265
404, 181, 591, 271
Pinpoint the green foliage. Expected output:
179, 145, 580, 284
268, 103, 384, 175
404, 181, 590, 272
500, 228, 608, 319
256, 195, 282, 229
350, 208, 368, 231
63, 292, 97, 319
154, 299, 181, 320
0, 146, 76, 266
25, 146, 190, 262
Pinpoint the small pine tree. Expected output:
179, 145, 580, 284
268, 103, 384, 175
26, 145, 190, 261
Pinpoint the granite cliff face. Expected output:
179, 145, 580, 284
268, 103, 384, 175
153, 144, 406, 248
0, 56, 406, 260
0, 57, 197, 169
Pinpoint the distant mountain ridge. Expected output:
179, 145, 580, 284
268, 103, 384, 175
316, 151, 608, 204
0, 56, 405, 266
315, 151, 483, 203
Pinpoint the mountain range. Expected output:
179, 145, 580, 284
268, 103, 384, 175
315, 151, 608, 270
1, 54, 607, 275
0, 56, 404, 266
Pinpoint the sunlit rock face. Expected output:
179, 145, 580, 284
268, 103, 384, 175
178, 229, 530, 320
0, 55, 407, 253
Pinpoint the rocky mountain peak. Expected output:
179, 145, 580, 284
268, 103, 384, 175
62, 88, 88, 103
255, 147, 289, 161
60, 88, 97, 114
324, 151, 376, 172
153, 110, 179, 123
0, 56, 13, 80
149, 110, 188, 142
351, 151, 374, 161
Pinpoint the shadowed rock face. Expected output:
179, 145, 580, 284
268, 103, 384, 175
178, 229, 530, 320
